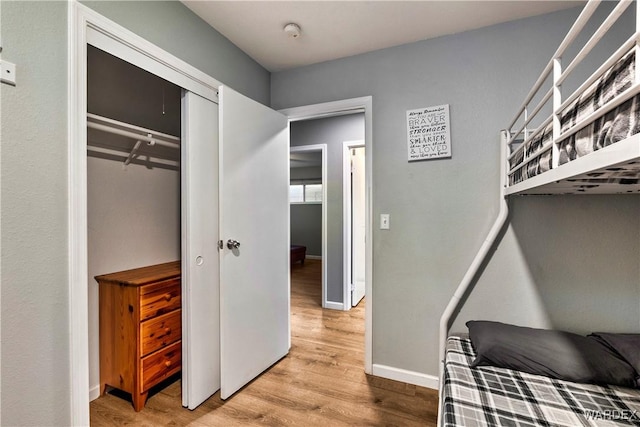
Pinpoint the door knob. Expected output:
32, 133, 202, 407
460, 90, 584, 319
226, 239, 241, 250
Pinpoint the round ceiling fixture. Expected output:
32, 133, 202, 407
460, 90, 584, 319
283, 23, 302, 39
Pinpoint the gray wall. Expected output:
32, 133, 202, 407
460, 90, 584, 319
290, 115, 365, 302
1, 3, 70, 426
0, 1, 271, 425
272, 7, 640, 377
290, 166, 322, 256
290, 205, 322, 257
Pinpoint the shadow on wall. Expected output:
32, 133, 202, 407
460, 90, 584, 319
509, 195, 640, 334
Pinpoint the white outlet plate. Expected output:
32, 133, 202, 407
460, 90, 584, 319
1, 60, 16, 86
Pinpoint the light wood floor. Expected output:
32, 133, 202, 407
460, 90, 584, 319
90, 259, 439, 426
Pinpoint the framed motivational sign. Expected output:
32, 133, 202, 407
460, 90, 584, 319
406, 104, 451, 161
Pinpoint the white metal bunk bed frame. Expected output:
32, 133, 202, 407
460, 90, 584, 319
438, 0, 640, 422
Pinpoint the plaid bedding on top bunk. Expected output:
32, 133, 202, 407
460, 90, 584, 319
442, 336, 640, 426
510, 49, 640, 186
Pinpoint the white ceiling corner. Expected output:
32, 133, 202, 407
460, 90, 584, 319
181, 1, 584, 72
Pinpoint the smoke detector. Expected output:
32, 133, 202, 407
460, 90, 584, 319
283, 23, 302, 39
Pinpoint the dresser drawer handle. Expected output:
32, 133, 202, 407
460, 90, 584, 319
163, 293, 172, 301
164, 327, 172, 335
164, 360, 172, 368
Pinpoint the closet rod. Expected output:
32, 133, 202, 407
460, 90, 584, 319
88, 145, 179, 168
87, 113, 180, 149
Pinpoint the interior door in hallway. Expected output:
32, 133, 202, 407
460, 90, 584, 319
351, 146, 366, 306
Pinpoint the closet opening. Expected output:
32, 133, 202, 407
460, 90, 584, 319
87, 45, 184, 411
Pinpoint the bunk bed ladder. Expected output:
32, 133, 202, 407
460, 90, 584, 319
437, 130, 510, 426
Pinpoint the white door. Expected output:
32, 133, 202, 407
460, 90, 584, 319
351, 147, 366, 306
219, 86, 290, 399
181, 91, 221, 409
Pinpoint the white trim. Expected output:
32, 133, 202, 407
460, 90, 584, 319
372, 364, 439, 390
342, 140, 365, 310
280, 96, 374, 374
69, 3, 224, 423
290, 144, 328, 308
324, 301, 345, 311
68, 3, 90, 425
89, 385, 101, 403
305, 255, 322, 260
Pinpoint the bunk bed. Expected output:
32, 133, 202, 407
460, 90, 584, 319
439, 1, 640, 425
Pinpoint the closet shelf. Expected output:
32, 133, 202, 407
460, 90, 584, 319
87, 113, 180, 170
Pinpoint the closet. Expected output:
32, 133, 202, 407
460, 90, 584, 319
86, 39, 291, 414
87, 45, 183, 410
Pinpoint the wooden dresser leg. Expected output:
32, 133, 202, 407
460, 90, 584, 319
133, 392, 148, 412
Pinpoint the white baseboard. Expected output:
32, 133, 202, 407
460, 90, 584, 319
305, 255, 322, 260
89, 384, 101, 402
372, 364, 439, 390
324, 301, 344, 310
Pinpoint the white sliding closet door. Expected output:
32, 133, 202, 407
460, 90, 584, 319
181, 91, 220, 409
219, 86, 290, 399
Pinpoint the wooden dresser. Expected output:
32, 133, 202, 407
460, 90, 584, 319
96, 261, 181, 411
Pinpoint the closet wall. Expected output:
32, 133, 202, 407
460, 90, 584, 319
87, 46, 182, 398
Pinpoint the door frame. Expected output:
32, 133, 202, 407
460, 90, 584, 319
342, 140, 365, 309
280, 98, 373, 374
68, 3, 222, 424
289, 144, 328, 307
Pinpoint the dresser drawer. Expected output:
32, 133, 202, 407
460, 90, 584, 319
141, 340, 181, 392
140, 310, 181, 357
140, 278, 181, 321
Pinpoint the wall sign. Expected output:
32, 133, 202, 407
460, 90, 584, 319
407, 104, 451, 161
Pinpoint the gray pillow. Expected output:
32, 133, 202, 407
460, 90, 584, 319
467, 321, 637, 387
589, 332, 640, 386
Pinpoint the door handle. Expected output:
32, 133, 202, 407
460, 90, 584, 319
226, 239, 241, 250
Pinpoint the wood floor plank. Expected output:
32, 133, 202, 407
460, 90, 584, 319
90, 259, 439, 426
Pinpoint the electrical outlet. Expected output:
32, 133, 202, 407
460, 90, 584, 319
1, 60, 16, 86
380, 214, 390, 230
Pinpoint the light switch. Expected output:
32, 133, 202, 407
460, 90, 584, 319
1, 60, 16, 86
380, 214, 390, 230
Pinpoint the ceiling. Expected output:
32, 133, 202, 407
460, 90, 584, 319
182, 1, 583, 72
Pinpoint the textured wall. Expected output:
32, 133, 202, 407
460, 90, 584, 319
1, 2, 70, 425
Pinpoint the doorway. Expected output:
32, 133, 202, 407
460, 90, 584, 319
86, 45, 183, 404
343, 142, 366, 308
281, 99, 373, 372
289, 145, 327, 307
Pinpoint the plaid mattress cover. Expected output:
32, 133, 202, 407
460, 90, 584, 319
509, 49, 639, 186
442, 336, 640, 426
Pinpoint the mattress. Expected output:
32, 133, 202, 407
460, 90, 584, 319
442, 336, 640, 426
509, 49, 640, 187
